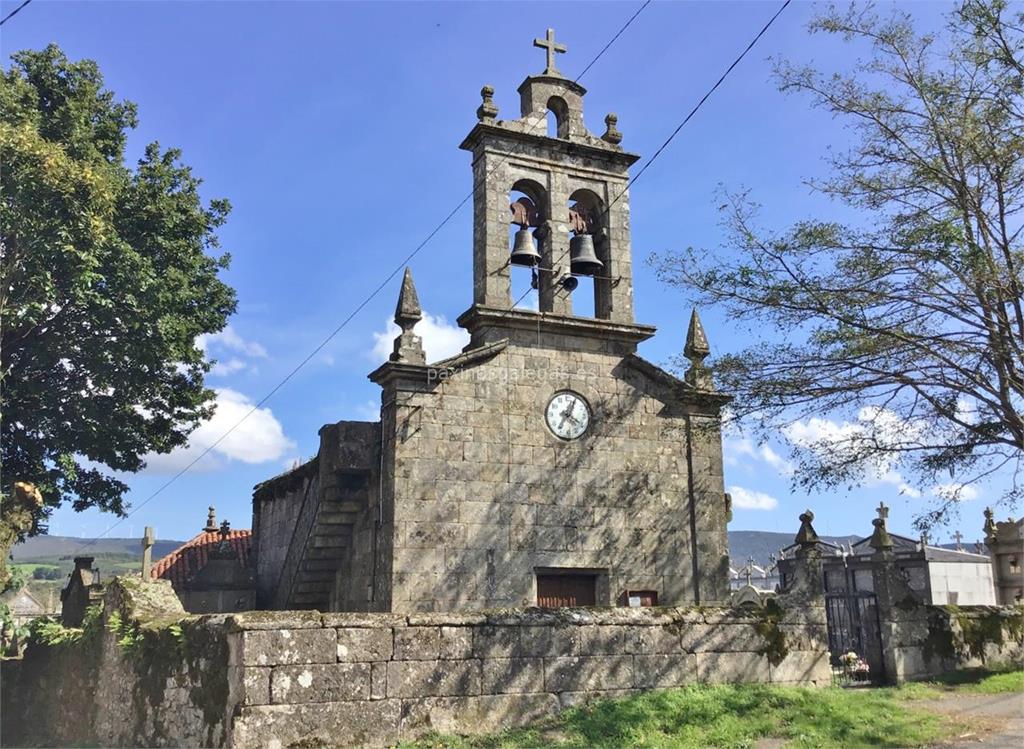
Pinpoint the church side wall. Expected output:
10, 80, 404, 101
385, 342, 727, 613
252, 463, 319, 608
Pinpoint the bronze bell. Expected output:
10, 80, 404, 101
569, 233, 603, 276
510, 227, 541, 266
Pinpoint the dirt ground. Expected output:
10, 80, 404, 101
920, 692, 1024, 749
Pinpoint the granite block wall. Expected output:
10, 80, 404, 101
2, 580, 830, 748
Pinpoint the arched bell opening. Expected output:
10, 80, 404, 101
509, 180, 547, 311
568, 188, 607, 319
546, 96, 570, 139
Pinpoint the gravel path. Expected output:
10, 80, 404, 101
919, 692, 1024, 748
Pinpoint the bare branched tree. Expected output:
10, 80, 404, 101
652, 1, 1023, 528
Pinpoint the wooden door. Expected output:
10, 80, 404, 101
536, 574, 597, 607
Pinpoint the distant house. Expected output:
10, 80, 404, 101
150, 507, 255, 613
984, 510, 1023, 605
1, 586, 53, 627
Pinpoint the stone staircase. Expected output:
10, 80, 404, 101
288, 471, 371, 610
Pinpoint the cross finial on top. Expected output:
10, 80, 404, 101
953, 530, 964, 551
534, 28, 567, 76
876, 501, 889, 521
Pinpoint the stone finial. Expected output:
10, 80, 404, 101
919, 531, 929, 550
953, 530, 964, 551
390, 268, 426, 365
210, 519, 236, 560
683, 308, 714, 390
983, 506, 997, 543
795, 509, 819, 548
876, 501, 889, 521
205, 506, 217, 532
141, 526, 154, 579
869, 517, 893, 551
602, 113, 622, 145
477, 85, 498, 122
533, 28, 567, 76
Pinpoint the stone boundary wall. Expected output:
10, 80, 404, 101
2, 579, 830, 748
881, 604, 1024, 683
228, 605, 830, 748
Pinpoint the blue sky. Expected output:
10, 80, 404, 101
4, 0, 1000, 547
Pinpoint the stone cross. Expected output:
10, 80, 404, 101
953, 530, 964, 551
533, 28, 566, 75
876, 501, 889, 521
141, 526, 154, 579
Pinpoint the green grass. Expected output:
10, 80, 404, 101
399, 684, 967, 749
895, 668, 1024, 698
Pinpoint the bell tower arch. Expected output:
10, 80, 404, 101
458, 29, 654, 351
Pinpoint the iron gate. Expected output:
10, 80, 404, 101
824, 589, 884, 681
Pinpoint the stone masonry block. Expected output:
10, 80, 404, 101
399, 694, 559, 739
473, 626, 521, 658
440, 626, 474, 659
623, 625, 683, 654
481, 657, 545, 694
228, 665, 270, 706
387, 659, 482, 698
271, 663, 371, 703
239, 629, 336, 666
519, 625, 578, 657
371, 662, 388, 700
336, 627, 394, 662
231, 700, 401, 749
680, 623, 762, 653
394, 627, 441, 660
634, 653, 697, 688
545, 655, 634, 692
577, 626, 625, 655
697, 652, 770, 684
770, 651, 830, 684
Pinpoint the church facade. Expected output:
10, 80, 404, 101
252, 33, 732, 613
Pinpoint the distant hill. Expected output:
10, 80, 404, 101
13, 531, 846, 572
11, 535, 185, 563
728, 530, 861, 567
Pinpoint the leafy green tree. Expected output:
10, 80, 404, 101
653, 1, 1023, 526
0, 45, 236, 530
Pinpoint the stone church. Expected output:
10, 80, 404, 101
252, 31, 732, 613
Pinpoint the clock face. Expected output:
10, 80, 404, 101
546, 391, 591, 440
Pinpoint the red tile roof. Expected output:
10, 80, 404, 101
151, 529, 252, 588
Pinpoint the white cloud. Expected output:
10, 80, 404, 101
782, 406, 924, 497
210, 357, 247, 377
142, 388, 295, 474
728, 485, 779, 511
197, 326, 268, 359
725, 435, 794, 477
197, 326, 268, 378
371, 312, 470, 364
933, 483, 980, 502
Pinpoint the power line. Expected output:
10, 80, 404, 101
613, 0, 791, 208
0, 0, 33, 26
70, 3, 653, 552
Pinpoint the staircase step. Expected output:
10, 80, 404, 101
321, 501, 364, 514
296, 581, 333, 594
317, 518, 356, 530
291, 595, 326, 608
298, 569, 337, 582
307, 546, 348, 560
312, 535, 350, 549
302, 559, 341, 572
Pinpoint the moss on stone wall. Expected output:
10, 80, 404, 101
753, 600, 789, 667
